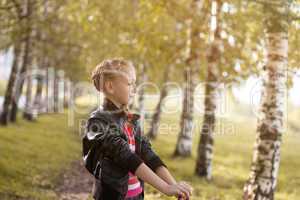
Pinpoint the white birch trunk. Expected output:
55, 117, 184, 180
174, 67, 197, 157
195, 0, 222, 180
243, 1, 289, 199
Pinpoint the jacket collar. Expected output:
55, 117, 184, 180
102, 97, 140, 123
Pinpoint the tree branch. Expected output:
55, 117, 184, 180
11, 0, 23, 19
247, 0, 287, 7
291, 16, 300, 21
0, 5, 14, 10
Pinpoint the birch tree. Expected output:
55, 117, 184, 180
10, 0, 34, 122
147, 64, 173, 139
0, 43, 21, 125
195, 0, 223, 180
173, 0, 204, 156
243, 0, 290, 199
174, 67, 198, 157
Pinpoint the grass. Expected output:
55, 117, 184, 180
143, 112, 300, 200
0, 98, 299, 200
0, 80, 5, 96
0, 112, 81, 200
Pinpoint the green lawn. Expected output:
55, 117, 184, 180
0, 112, 81, 200
0, 105, 299, 200
0, 80, 5, 96
144, 113, 300, 200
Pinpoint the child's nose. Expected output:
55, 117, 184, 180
131, 85, 136, 94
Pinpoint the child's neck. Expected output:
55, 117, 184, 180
105, 96, 128, 111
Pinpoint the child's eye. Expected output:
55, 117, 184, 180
128, 82, 136, 88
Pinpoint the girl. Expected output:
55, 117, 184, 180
82, 58, 193, 200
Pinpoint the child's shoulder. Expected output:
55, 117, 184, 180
88, 107, 114, 123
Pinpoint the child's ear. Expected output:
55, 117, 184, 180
104, 80, 114, 94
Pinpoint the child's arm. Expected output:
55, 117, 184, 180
155, 165, 177, 185
155, 165, 193, 198
139, 136, 182, 185
134, 162, 191, 198
138, 135, 193, 197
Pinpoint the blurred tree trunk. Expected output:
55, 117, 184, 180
33, 67, 45, 114
23, 66, 35, 121
53, 70, 59, 112
174, 67, 197, 157
10, 0, 33, 122
243, 1, 289, 199
0, 43, 22, 125
138, 63, 147, 122
63, 78, 71, 108
10, 38, 32, 122
46, 67, 55, 113
33, 0, 48, 116
195, 0, 222, 180
147, 64, 173, 140
174, 2, 202, 156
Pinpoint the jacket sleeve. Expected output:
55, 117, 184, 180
82, 117, 143, 175
140, 135, 167, 172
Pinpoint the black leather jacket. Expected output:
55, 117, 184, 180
82, 98, 167, 200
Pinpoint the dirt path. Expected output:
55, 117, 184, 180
54, 160, 162, 200
55, 160, 94, 200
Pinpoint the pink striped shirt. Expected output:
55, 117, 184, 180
123, 114, 143, 198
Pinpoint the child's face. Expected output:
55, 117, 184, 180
108, 66, 136, 106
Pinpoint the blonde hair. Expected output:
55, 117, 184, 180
91, 58, 134, 92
